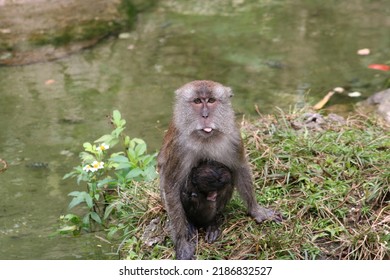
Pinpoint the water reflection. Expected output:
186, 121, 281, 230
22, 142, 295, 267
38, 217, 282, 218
0, 0, 389, 259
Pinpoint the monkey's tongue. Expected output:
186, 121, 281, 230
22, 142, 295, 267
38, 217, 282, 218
207, 191, 218, 201
203, 127, 213, 133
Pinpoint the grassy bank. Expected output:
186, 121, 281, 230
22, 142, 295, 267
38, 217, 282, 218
116, 110, 389, 260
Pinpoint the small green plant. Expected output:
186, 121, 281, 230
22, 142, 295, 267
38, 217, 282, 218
60, 110, 157, 235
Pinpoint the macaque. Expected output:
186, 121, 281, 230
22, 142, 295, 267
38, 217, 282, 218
158, 80, 282, 260
180, 160, 233, 243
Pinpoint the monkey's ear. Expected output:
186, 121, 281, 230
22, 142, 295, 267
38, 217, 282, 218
225, 87, 234, 98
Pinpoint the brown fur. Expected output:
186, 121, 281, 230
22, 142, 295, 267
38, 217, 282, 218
158, 80, 282, 260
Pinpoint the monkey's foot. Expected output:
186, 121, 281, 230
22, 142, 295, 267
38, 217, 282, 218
205, 224, 221, 243
175, 224, 198, 260
249, 205, 283, 223
176, 240, 196, 260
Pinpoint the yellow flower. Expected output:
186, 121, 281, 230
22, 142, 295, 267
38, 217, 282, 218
92, 160, 104, 170
97, 143, 109, 151
83, 164, 93, 172
83, 161, 104, 172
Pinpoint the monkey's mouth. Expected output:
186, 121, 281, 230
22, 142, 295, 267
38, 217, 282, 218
206, 191, 218, 201
203, 127, 213, 133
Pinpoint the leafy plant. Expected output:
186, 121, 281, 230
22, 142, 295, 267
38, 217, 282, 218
59, 110, 157, 235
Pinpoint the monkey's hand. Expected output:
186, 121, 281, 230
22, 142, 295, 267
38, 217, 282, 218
205, 224, 221, 244
249, 204, 283, 223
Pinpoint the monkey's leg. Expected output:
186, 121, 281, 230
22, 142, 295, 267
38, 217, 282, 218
171, 217, 197, 260
167, 192, 198, 259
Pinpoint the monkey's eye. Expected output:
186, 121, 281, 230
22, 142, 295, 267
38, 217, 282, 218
193, 98, 202, 104
208, 98, 216, 104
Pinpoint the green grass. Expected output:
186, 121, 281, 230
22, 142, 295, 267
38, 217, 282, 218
118, 110, 389, 260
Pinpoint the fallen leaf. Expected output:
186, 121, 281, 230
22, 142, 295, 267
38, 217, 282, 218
313, 91, 335, 110
118, 33, 131, 39
0, 28, 11, 34
333, 87, 345, 93
45, 79, 55, 85
348, 91, 362, 97
368, 64, 390, 71
357, 48, 370, 55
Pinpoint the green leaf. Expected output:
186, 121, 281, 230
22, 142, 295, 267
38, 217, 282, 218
127, 148, 136, 161
80, 152, 95, 163
110, 155, 131, 170
126, 168, 143, 179
143, 165, 157, 181
110, 155, 130, 163
90, 212, 102, 224
112, 110, 126, 128
132, 138, 145, 145
63, 214, 81, 223
107, 226, 119, 239
116, 162, 131, 170
113, 110, 121, 123
82, 214, 90, 226
110, 152, 125, 157
84, 193, 93, 209
124, 136, 130, 147
76, 171, 90, 185
62, 173, 74, 180
94, 134, 113, 144
83, 142, 94, 153
130, 138, 145, 149
103, 203, 117, 220
68, 194, 85, 209
68, 191, 82, 197
135, 141, 147, 156
58, 225, 78, 234
97, 177, 115, 188
142, 154, 157, 166
112, 127, 125, 138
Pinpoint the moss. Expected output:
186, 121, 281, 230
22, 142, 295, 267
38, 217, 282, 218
30, 19, 123, 47
29, 0, 158, 48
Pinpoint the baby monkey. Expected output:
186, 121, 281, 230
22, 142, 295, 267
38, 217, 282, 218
180, 160, 233, 243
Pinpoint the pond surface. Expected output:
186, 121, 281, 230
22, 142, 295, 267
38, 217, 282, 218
0, 0, 389, 259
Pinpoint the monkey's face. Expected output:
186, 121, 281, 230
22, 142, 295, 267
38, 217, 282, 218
191, 93, 219, 135
174, 80, 235, 138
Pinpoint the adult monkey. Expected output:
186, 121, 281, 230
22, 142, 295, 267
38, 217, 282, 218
157, 80, 282, 260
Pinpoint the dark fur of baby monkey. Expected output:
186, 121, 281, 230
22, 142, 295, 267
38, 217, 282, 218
180, 160, 233, 244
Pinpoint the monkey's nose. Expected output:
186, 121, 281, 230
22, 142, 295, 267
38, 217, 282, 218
202, 107, 209, 118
